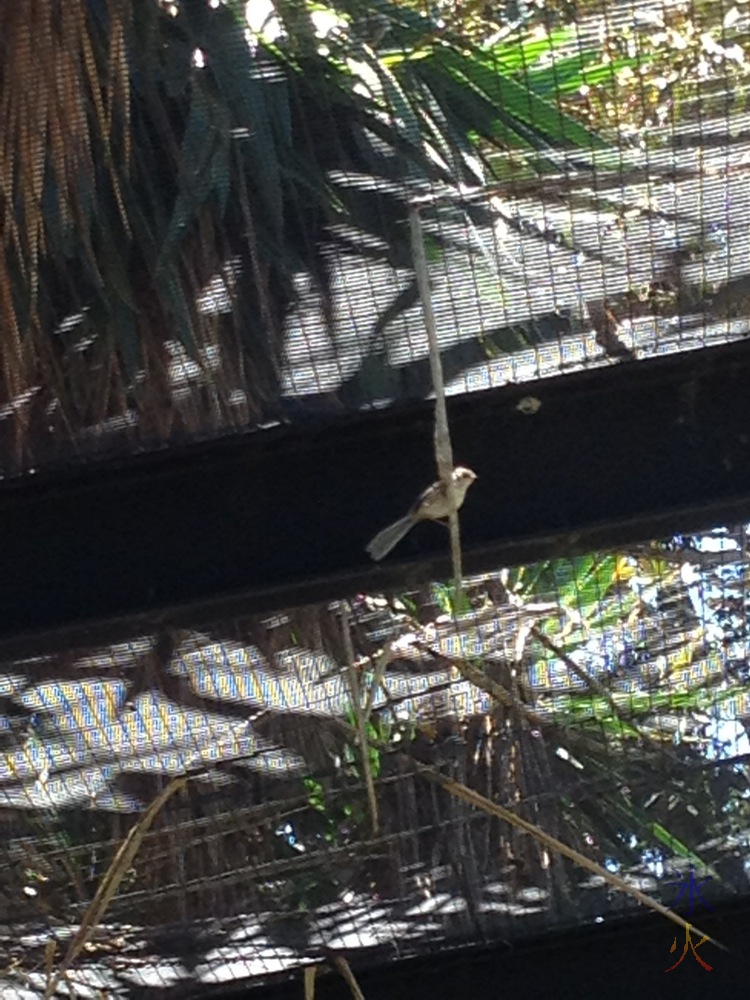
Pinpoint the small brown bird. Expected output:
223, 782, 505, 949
366, 466, 477, 561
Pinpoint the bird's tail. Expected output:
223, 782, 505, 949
366, 514, 417, 561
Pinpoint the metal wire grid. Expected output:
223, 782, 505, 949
1, 522, 749, 993
1, 0, 749, 475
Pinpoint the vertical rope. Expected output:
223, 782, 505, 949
409, 206, 465, 603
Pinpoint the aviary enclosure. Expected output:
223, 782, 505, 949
1, 0, 750, 995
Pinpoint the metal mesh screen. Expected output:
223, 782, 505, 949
1, 522, 748, 993
2, 1, 749, 995
1, 0, 749, 475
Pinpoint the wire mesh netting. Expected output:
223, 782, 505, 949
1, 0, 750, 476
3, 0, 750, 995
1, 524, 749, 994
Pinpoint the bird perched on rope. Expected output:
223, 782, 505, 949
366, 466, 477, 561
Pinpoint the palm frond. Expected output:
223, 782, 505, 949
0, 0, 614, 473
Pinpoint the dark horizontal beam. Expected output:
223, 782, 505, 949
2, 339, 750, 657
247, 900, 750, 1000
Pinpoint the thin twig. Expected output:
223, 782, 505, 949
529, 625, 677, 754
341, 603, 380, 836
43, 775, 189, 998
531, 626, 636, 726
304, 964, 317, 1000
330, 954, 366, 1000
362, 639, 396, 723
417, 639, 547, 727
414, 765, 727, 953
325, 712, 726, 953
419, 641, 642, 756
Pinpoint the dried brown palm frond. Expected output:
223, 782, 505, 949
0, 0, 608, 475
0, 0, 130, 463
0, 0, 293, 470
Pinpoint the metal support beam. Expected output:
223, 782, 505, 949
2, 339, 750, 655
249, 901, 750, 1000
